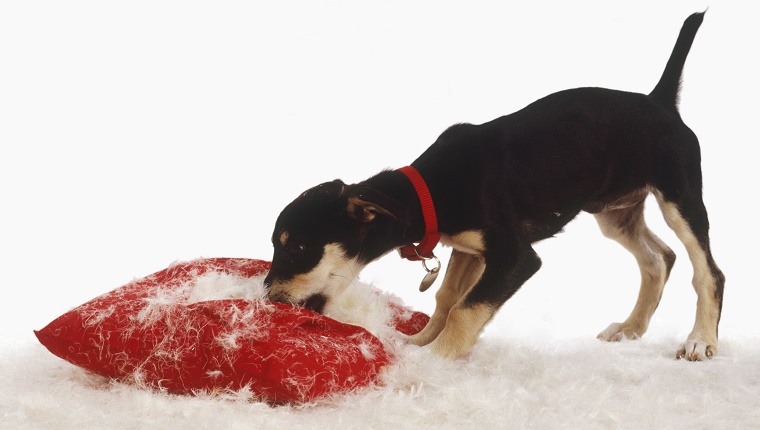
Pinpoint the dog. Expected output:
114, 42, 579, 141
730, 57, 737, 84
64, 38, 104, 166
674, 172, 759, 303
264, 12, 724, 361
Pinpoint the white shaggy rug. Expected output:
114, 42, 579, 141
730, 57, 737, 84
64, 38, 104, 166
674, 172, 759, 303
3, 270, 760, 430
4, 333, 760, 429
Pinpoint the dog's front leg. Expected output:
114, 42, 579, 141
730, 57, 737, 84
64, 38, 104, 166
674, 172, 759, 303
429, 244, 542, 359
406, 250, 485, 346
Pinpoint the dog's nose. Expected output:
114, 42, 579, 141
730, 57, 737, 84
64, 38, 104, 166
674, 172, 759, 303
262, 274, 284, 302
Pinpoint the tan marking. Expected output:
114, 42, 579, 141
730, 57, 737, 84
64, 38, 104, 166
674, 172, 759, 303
429, 302, 495, 359
346, 197, 395, 223
594, 199, 674, 341
439, 230, 486, 255
278, 230, 289, 247
406, 250, 485, 346
602, 188, 651, 211
656, 193, 720, 359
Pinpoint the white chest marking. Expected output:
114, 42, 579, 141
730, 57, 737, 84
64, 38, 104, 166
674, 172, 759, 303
439, 230, 486, 255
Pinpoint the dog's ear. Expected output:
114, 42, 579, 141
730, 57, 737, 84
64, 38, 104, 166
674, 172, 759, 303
345, 187, 411, 227
300, 179, 346, 201
346, 197, 392, 223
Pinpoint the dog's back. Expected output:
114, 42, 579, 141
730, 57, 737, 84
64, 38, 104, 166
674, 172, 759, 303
411, 13, 707, 240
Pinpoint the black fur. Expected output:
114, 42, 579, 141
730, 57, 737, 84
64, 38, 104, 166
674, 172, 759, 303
264, 12, 724, 359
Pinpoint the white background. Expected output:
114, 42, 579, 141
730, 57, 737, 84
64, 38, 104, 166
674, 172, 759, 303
1, 0, 757, 344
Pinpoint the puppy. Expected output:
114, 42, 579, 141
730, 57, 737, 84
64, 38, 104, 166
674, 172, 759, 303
264, 12, 724, 361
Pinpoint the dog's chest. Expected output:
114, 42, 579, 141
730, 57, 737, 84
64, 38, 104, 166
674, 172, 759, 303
439, 231, 486, 255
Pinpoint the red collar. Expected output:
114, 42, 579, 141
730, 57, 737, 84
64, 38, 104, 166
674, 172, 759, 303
397, 166, 441, 261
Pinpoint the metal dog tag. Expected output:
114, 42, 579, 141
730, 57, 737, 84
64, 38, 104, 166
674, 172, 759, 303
419, 254, 441, 292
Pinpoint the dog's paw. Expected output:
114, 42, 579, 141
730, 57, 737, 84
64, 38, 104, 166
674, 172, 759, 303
596, 322, 644, 342
402, 331, 433, 347
676, 339, 717, 361
429, 337, 470, 360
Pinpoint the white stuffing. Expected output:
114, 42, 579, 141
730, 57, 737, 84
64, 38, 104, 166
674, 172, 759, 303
182, 269, 413, 346
187, 272, 266, 304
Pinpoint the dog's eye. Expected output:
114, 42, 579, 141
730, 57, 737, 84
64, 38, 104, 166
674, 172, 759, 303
287, 243, 306, 261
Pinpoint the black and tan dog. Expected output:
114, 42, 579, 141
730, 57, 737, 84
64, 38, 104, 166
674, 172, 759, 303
264, 12, 724, 361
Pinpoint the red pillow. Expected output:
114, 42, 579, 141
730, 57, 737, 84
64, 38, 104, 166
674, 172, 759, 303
34, 258, 428, 403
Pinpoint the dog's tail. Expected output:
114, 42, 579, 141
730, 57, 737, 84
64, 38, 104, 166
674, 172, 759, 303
649, 11, 705, 111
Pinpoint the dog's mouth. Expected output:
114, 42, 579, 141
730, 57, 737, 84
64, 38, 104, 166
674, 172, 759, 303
267, 288, 327, 314
301, 294, 327, 314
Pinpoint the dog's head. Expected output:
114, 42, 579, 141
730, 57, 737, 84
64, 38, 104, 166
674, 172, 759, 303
264, 178, 410, 313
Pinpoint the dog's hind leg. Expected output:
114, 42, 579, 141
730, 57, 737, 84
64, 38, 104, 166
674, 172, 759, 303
405, 250, 485, 346
595, 195, 677, 342
655, 190, 725, 360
